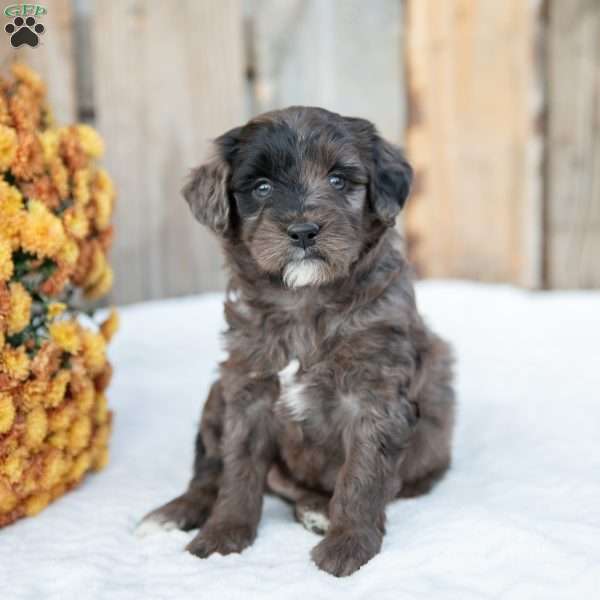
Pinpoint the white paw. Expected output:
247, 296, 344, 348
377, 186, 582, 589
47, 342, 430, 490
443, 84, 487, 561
134, 515, 178, 538
301, 509, 330, 534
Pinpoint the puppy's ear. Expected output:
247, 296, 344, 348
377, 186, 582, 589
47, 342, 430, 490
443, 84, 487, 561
182, 127, 242, 236
370, 136, 413, 227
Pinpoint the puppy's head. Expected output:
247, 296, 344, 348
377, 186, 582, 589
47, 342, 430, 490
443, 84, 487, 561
183, 107, 412, 288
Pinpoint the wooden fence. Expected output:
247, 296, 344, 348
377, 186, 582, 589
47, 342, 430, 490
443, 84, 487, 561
1, 0, 598, 303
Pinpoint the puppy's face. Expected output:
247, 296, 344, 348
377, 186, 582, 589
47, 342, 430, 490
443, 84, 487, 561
184, 107, 412, 288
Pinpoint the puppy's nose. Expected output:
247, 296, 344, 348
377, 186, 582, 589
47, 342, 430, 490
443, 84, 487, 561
287, 222, 320, 249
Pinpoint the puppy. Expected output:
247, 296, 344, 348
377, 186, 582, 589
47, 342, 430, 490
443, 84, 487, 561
138, 107, 455, 577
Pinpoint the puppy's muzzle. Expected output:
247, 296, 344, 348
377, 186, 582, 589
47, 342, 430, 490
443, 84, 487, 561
287, 222, 320, 249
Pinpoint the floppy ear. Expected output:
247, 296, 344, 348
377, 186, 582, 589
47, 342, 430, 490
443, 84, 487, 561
370, 136, 413, 227
182, 158, 231, 236
182, 127, 242, 236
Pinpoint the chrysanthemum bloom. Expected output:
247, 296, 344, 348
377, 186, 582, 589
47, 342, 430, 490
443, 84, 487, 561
63, 205, 90, 240
7, 282, 32, 335
11, 131, 44, 180
11, 63, 46, 97
19, 380, 47, 411
1, 345, 30, 382
81, 330, 107, 377
0, 182, 24, 248
76, 125, 104, 159
0, 124, 17, 171
39, 130, 59, 164
49, 320, 81, 354
49, 157, 68, 198
0, 391, 15, 433
47, 302, 66, 320
20, 200, 66, 258
86, 265, 114, 300
73, 169, 91, 206
45, 370, 71, 408
0, 238, 14, 282
100, 310, 119, 343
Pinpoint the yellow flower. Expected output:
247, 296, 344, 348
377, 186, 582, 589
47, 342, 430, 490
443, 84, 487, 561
93, 190, 113, 231
0, 479, 17, 513
45, 370, 71, 408
19, 380, 47, 411
85, 265, 114, 300
48, 430, 67, 450
24, 406, 47, 448
94, 168, 115, 196
0, 93, 10, 127
92, 446, 109, 471
24, 492, 51, 516
0, 124, 17, 171
73, 376, 94, 412
48, 401, 76, 432
69, 415, 92, 453
49, 156, 69, 198
68, 450, 91, 483
63, 206, 89, 240
0, 391, 16, 434
84, 245, 107, 288
81, 330, 107, 376
94, 392, 109, 425
47, 302, 66, 320
73, 169, 91, 206
20, 200, 66, 258
7, 281, 32, 335
0, 181, 24, 248
1, 345, 30, 381
12, 63, 46, 96
100, 309, 119, 343
1, 447, 28, 484
76, 124, 104, 159
49, 320, 81, 354
39, 448, 67, 490
39, 129, 59, 164
0, 236, 14, 282
56, 237, 80, 267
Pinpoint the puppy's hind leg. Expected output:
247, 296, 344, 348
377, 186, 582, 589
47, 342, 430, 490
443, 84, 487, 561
136, 380, 224, 536
267, 463, 330, 535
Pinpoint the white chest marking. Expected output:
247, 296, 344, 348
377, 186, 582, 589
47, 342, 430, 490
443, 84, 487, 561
340, 393, 360, 418
277, 359, 307, 421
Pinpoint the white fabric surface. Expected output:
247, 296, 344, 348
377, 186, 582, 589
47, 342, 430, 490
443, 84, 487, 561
1, 282, 599, 599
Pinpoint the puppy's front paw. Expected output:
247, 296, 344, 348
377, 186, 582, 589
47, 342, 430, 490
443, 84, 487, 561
186, 522, 255, 558
136, 490, 214, 537
310, 527, 381, 577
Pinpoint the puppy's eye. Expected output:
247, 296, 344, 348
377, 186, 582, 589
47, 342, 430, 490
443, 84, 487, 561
328, 174, 345, 191
253, 180, 273, 199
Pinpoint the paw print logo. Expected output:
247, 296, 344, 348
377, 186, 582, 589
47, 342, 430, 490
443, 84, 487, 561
5, 16, 45, 48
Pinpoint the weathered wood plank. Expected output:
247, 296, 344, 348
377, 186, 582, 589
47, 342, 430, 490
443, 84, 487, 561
546, 0, 600, 288
250, 0, 404, 143
0, 0, 76, 123
404, 0, 545, 287
92, 0, 246, 304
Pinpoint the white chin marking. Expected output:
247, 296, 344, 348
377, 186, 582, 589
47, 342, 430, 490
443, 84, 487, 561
134, 515, 178, 538
300, 509, 330, 534
283, 259, 327, 288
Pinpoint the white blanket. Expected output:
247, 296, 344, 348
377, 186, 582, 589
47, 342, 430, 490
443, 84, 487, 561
2, 282, 599, 599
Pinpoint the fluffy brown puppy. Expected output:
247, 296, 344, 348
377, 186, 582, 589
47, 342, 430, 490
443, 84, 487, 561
138, 107, 455, 577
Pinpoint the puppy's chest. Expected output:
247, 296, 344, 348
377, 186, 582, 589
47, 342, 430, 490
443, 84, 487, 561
229, 300, 359, 423
275, 357, 358, 425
